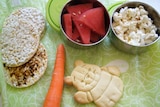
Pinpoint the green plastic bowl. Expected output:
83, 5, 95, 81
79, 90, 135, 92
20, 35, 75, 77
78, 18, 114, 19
46, 0, 68, 31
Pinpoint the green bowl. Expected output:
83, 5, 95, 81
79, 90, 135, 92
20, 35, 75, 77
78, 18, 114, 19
46, 0, 68, 31
46, 0, 126, 31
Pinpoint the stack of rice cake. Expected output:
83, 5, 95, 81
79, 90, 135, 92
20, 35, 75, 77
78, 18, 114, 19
0, 7, 48, 88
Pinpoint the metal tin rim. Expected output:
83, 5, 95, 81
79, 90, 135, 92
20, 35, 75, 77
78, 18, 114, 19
59, 0, 111, 47
110, 1, 160, 48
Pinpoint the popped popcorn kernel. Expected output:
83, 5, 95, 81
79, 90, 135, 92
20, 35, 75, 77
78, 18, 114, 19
113, 6, 158, 46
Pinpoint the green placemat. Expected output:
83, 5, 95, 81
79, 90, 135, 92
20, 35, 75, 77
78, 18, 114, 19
0, 0, 160, 107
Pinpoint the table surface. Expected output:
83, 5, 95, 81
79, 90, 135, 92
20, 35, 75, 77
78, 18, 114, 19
0, 0, 159, 107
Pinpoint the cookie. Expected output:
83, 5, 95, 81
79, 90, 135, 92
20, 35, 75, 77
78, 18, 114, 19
65, 60, 101, 91
65, 60, 124, 107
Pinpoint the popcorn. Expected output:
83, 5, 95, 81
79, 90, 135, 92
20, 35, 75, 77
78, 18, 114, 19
113, 6, 158, 46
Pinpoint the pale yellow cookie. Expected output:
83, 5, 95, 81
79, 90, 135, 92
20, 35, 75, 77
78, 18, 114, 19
74, 91, 93, 104
101, 66, 121, 76
90, 71, 112, 101
65, 61, 101, 91
95, 76, 123, 107
106, 59, 129, 73
65, 61, 124, 107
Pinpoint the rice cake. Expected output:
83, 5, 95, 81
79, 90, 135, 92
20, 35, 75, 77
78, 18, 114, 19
2, 7, 45, 38
0, 7, 45, 67
4, 43, 48, 88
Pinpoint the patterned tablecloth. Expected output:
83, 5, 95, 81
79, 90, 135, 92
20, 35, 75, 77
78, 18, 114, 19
0, 0, 160, 107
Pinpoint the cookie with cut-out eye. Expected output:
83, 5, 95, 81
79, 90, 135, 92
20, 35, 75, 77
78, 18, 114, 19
64, 60, 123, 107
65, 60, 101, 91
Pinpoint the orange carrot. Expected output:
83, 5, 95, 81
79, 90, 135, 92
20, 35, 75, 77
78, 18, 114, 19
43, 44, 65, 107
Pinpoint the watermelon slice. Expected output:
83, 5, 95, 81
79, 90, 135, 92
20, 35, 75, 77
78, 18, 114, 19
67, 3, 93, 19
62, 14, 72, 39
78, 7, 106, 36
73, 19, 91, 44
72, 27, 80, 41
90, 31, 101, 43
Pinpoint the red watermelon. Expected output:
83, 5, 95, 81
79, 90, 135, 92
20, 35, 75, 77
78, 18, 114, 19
67, 3, 93, 19
62, 14, 72, 39
72, 27, 80, 41
62, 3, 107, 44
73, 19, 91, 44
90, 31, 101, 43
78, 7, 106, 36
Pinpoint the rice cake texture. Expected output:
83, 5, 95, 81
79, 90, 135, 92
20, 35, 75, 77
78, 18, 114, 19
2, 7, 45, 37
0, 7, 45, 67
4, 43, 48, 88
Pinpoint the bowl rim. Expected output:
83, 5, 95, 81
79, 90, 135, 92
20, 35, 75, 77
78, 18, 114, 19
59, 0, 111, 46
110, 1, 160, 47
46, 0, 68, 31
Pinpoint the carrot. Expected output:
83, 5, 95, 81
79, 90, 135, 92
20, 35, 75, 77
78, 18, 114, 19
43, 44, 65, 107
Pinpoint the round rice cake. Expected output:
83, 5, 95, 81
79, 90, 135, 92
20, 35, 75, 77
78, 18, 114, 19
2, 7, 45, 38
1, 33, 40, 67
4, 43, 48, 88
1, 7, 45, 67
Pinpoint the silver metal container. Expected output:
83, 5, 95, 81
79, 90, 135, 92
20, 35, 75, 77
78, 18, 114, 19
110, 1, 160, 54
60, 0, 110, 48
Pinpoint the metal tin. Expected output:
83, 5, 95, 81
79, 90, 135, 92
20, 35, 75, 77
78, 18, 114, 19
60, 0, 110, 48
110, 1, 160, 54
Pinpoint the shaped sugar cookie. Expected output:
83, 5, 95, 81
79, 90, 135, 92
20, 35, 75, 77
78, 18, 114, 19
64, 60, 123, 107
65, 60, 101, 92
